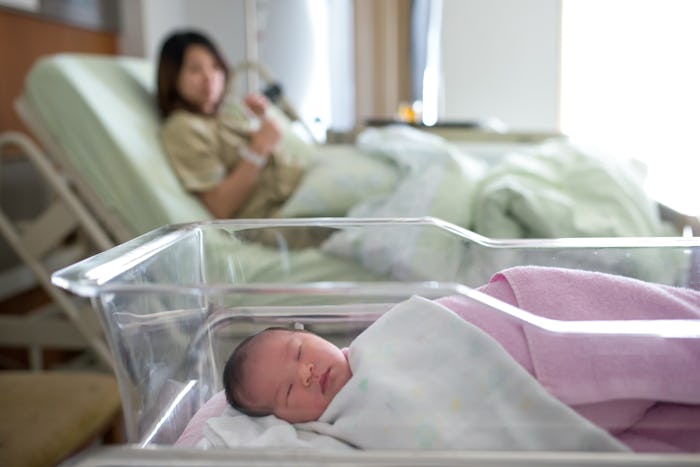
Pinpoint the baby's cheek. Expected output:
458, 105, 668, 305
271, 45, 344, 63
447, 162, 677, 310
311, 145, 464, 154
309, 393, 331, 417
316, 401, 328, 416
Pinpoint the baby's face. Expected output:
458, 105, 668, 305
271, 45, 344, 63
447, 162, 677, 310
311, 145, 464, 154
239, 330, 352, 423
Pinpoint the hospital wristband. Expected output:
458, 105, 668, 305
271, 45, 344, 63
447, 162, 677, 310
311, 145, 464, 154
239, 146, 268, 168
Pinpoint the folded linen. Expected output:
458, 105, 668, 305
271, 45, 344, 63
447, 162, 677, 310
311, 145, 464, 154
437, 265, 700, 452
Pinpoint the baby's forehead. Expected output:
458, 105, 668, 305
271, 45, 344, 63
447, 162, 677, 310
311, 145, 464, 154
240, 330, 297, 403
258, 328, 296, 344
248, 329, 296, 356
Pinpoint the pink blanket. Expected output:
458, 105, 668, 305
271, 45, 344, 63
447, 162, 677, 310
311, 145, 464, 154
437, 266, 700, 453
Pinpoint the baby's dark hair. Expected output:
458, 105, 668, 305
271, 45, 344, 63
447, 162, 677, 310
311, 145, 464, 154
222, 326, 307, 417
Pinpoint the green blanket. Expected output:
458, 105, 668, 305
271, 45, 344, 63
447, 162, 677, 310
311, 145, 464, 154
471, 142, 675, 238
284, 125, 673, 239
317, 126, 680, 285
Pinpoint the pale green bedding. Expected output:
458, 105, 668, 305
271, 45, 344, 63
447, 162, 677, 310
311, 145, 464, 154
318, 127, 681, 285
25, 54, 212, 236
471, 142, 676, 238
24, 54, 402, 237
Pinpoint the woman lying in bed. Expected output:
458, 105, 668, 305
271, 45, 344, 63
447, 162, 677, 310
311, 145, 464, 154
186, 266, 700, 452
158, 30, 300, 220
157, 30, 334, 247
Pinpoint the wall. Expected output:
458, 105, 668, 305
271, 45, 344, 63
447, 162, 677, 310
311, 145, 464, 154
440, 0, 560, 131
0, 5, 117, 136
119, 0, 244, 61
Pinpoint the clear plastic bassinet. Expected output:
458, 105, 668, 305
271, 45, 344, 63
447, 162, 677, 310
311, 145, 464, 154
52, 217, 700, 466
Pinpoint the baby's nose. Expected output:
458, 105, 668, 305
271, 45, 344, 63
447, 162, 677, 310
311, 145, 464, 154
298, 363, 314, 387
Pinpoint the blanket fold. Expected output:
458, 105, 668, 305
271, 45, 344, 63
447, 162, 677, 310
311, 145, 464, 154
438, 266, 700, 452
298, 295, 626, 452
470, 141, 671, 238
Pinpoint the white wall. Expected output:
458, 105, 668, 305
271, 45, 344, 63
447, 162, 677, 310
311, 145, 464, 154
183, 0, 246, 67
119, 0, 244, 62
440, 0, 560, 131
0, 0, 38, 10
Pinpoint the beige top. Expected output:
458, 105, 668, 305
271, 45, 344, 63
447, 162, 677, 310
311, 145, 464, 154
160, 110, 305, 219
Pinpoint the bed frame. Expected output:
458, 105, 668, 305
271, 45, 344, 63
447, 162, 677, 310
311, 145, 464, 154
0, 129, 114, 368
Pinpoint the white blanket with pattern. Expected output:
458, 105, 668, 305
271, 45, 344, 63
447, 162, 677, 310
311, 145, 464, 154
203, 296, 627, 451
297, 296, 626, 451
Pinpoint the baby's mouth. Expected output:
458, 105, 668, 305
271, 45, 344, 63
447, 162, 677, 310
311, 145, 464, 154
320, 367, 331, 394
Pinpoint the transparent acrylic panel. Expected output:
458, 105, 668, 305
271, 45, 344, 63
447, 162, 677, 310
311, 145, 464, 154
52, 218, 700, 459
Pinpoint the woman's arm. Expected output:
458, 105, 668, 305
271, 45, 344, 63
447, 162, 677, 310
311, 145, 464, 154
197, 158, 263, 218
198, 116, 281, 218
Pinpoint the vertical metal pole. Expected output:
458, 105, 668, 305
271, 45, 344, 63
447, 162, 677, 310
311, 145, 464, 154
244, 0, 259, 93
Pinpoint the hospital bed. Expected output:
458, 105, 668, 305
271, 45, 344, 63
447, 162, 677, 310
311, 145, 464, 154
1, 52, 699, 370
0, 53, 321, 367
50, 217, 700, 465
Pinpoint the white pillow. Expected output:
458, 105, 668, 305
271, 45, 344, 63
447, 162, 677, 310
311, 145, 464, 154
174, 390, 353, 450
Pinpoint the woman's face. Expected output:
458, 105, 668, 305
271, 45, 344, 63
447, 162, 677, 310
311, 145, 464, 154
176, 44, 226, 114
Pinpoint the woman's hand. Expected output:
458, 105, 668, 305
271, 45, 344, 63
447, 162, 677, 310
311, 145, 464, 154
200, 115, 281, 218
249, 114, 281, 157
244, 93, 269, 117
244, 92, 281, 157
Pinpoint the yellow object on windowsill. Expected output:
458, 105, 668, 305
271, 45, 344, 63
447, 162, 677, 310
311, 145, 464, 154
397, 101, 422, 124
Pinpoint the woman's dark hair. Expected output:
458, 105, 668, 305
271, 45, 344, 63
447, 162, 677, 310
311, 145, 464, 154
156, 29, 230, 118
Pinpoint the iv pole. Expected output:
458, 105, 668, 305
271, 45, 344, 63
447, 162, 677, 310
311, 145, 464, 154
244, 0, 259, 94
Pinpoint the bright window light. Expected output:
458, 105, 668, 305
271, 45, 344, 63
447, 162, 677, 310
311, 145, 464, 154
303, 0, 331, 142
560, 0, 700, 215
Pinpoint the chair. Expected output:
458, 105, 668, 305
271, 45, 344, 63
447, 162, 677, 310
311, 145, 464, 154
0, 370, 122, 467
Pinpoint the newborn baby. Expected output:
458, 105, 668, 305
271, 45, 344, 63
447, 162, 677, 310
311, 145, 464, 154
223, 327, 352, 423
219, 266, 700, 452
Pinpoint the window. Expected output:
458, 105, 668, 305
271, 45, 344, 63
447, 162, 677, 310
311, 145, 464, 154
560, 0, 700, 215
